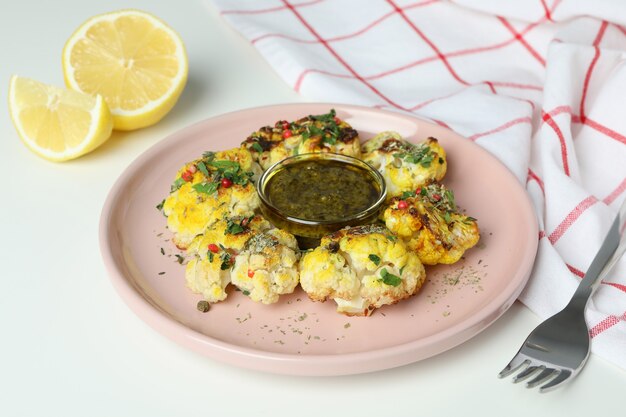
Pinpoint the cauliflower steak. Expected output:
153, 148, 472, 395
299, 224, 426, 316
241, 109, 361, 170
383, 182, 480, 265
185, 214, 272, 303
161, 148, 262, 249
231, 229, 301, 304
158, 110, 484, 316
361, 131, 446, 198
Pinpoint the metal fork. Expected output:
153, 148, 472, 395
499, 198, 626, 392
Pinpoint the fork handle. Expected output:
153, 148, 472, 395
571, 198, 626, 307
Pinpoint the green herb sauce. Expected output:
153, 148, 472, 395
266, 159, 380, 221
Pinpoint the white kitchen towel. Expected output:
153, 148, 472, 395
210, 0, 626, 370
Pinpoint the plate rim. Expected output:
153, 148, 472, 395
99, 102, 538, 375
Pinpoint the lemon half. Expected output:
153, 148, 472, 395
62, 9, 188, 131
9, 75, 113, 162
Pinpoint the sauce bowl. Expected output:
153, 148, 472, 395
256, 153, 387, 248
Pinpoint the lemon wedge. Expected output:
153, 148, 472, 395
9, 75, 113, 162
62, 9, 188, 131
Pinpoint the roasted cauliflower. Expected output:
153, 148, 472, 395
231, 228, 301, 304
361, 131, 447, 198
241, 109, 361, 170
160, 114, 473, 315
382, 182, 480, 265
299, 224, 426, 316
185, 214, 272, 303
161, 148, 262, 249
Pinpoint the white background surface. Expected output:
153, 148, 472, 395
1, 1, 624, 415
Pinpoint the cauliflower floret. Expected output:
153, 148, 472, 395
241, 109, 361, 170
240, 125, 296, 171
161, 148, 262, 249
185, 255, 231, 303
231, 228, 301, 304
361, 131, 447, 198
184, 214, 272, 304
383, 182, 480, 265
299, 224, 426, 316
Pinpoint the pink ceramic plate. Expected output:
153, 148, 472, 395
100, 103, 538, 375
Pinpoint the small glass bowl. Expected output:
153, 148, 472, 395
257, 153, 387, 248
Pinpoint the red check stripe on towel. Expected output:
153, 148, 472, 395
590, 313, 626, 339
282, 0, 410, 111
580, 21, 609, 123
387, 0, 470, 86
566, 266, 626, 339
212, 0, 626, 369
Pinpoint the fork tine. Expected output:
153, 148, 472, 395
513, 365, 542, 383
525, 367, 558, 389
539, 369, 572, 393
498, 356, 529, 378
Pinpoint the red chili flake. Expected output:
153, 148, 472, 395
282, 121, 290, 130
282, 129, 293, 139
208, 244, 219, 253
398, 200, 409, 209
241, 217, 250, 227
333, 116, 341, 124
247, 269, 255, 278
221, 178, 233, 188
432, 194, 442, 201
188, 164, 197, 174
275, 120, 287, 128
181, 170, 193, 182
415, 187, 422, 195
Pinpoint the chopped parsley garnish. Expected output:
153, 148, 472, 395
405, 183, 461, 224
379, 268, 402, 286
242, 290, 251, 296
400, 191, 415, 200
401, 183, 477, 225
207, 251, 214, 263
310, 108, 336, 122
226, 221, 244, 235
193, 182, 218, 195
251, 142, 263, 153
207, 159, 239, 170
190, 152, 254, 196
299, 109, 341, 145
219, 251, 233, 270
368, 254, 381, 266
396, 143, 436, 168
196, 161, 209, 177
385, 234, 397, 242
218, 244, 233, 270
156, 199, 165, 211
175, 254, 185, 264
444, 189, 456, 210
170, 177, 186, 192
301, 124, 323, 139
225, 216, 253, 235
463, 216, 478, 225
